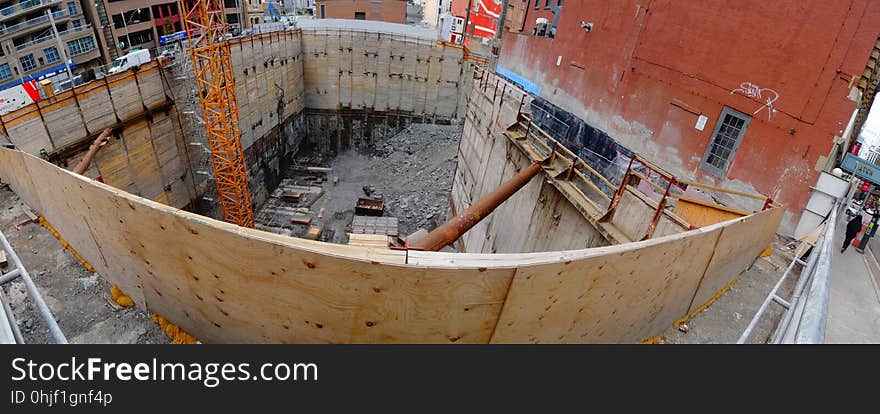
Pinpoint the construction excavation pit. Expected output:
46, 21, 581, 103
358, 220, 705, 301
0, 20, 785, 344
255, 123, 461, 248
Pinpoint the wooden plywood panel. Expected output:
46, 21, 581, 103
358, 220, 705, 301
4, 109, 52, 154
123, 120, 163, 200
41, 97, 87, 148
654, 215, 687, 238
93, 135, 135, 193
0, 148, 514, 344
107, 73, 144, 120
611, 188, 653, 241
689, 207, 784, 313
674, 198, 746, 228
525, 183, 608, 252
136, 68, 167, 109
491, 226, 723, 343
150, 113, 184, 204
78, 82, 117, 132
480, 144, 538, 253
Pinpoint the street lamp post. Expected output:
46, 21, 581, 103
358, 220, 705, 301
46, 10, 75, 84
119, 9, 142, 54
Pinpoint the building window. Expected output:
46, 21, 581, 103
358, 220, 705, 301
0, 63, 11, 81
112, 8, 150, 29
66, 36, 96, 56
544, 0, 550, 7
67, 1, 77, 15
354, 11, 365, 20
20, 54, 36, 72
701, 107, 751, 177
118, 29, 153, 49
534, 0, 539, 9
44, 47, 60, 64
320, 4, 325, 18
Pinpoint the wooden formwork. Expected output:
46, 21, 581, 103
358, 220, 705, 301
0, 147, 783, 343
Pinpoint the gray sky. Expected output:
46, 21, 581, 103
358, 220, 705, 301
862, 99, 880, 150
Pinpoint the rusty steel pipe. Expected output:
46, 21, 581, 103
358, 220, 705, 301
410, 163, 543, 251
72, 128, 112, 175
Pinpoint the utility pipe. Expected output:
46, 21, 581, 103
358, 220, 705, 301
72, 128, 112, 175
410, 162, 542, 251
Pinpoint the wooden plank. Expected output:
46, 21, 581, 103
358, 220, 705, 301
673, 197, 748, 228
347, 233, 389, 248
688, 207, 785, 313
0, 148, 513, 344
0, 147, 787, 343
490, 226, 724, 343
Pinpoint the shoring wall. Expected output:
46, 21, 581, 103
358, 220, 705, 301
0, 60, 195, 209
0, 25, 469, 212
452, 70, 691, 253
0, 146, 783, 343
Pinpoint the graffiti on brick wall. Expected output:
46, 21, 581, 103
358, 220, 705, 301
731, 82, 780, 121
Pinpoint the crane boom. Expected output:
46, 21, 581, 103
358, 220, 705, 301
179, 0, 254, 228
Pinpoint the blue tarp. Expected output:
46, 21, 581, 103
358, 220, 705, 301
496, 65, 542, 95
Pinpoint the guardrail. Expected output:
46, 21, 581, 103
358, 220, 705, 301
0, 10, 65, 37
739, 198, 839, 344
0, 0, 58, 19
505, 100, 774, 238
0, 228, 67, 344
14, 23, 91, 51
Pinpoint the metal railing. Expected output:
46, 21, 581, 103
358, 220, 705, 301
0, 9, 65, 37
739, 198, 839, 344
14, 23, 90, 51
0, 228, 67, 344
0, 0, 58, 19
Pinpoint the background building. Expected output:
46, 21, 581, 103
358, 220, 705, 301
314, 0, 405, 23
0, 0, 104, 90
421, 0, 449, 27
448, 0, 499, 48
95, 0, 242, 60
496, 0, 880, 234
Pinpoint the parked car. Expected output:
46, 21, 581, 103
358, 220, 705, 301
159, 45, 179, 61
108, 49, 151, 75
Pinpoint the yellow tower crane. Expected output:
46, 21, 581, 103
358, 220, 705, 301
179, 0, 254, 227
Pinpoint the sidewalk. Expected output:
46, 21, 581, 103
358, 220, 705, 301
825, 219, 880, 343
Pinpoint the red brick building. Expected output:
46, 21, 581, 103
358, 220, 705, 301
497, 0, 880, 234
315, 0, 406, 23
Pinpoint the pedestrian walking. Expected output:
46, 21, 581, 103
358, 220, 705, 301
842, 214, 863, 253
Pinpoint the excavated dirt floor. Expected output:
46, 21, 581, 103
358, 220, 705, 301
255, 123, 460, 247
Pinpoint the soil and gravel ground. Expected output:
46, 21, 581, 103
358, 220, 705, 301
0, 185, 167, 344
282, 123, 460, 244
661, 234, 798, 344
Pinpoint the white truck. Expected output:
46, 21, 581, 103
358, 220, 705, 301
107, 49, 152, 75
